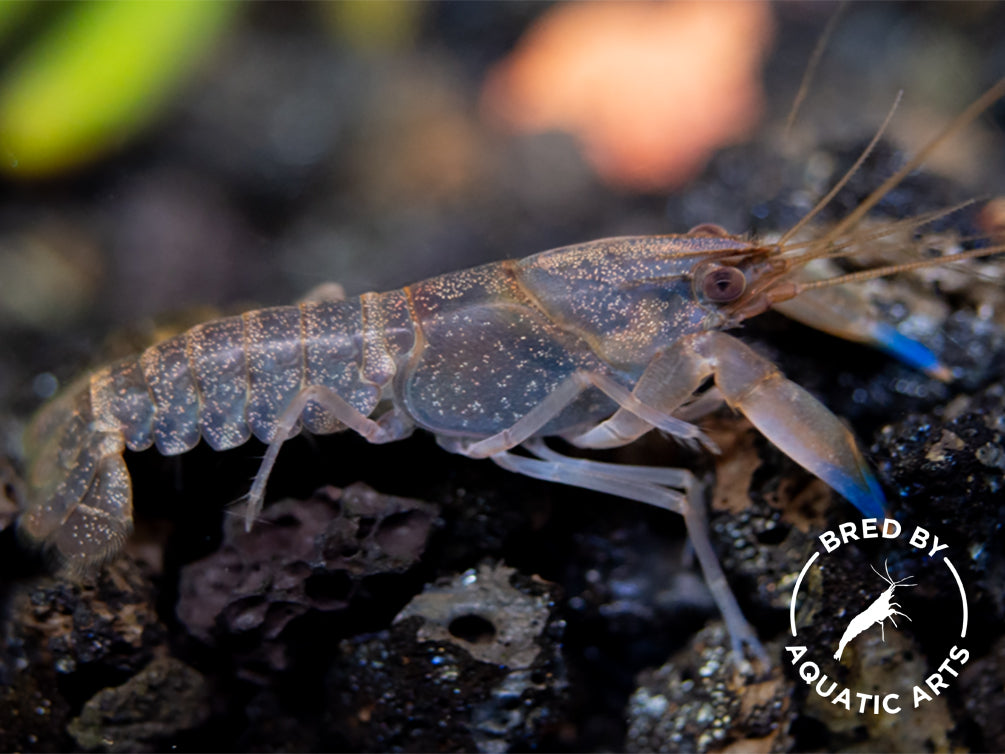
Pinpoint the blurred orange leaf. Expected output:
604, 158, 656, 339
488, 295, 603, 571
483, 1, 774, 191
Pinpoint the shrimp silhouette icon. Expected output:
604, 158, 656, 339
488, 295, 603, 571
834, 560, 916, 661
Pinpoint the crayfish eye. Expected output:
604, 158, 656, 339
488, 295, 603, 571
701, 265, 746, 303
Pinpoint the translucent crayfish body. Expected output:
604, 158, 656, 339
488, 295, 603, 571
20, 79, 1005, 662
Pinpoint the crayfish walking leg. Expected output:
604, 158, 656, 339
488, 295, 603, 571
496, 438, 768, 665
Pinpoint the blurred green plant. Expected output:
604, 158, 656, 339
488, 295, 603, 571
0, 2, 33, 46
0, 1, 236, 178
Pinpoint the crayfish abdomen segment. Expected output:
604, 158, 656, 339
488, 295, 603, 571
19, 376, 133, 571
243, 306, 305, 443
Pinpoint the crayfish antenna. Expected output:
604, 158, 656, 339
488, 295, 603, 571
783, 1, 847, 141
820, 77, 1005, 247
778, 91, 902, 250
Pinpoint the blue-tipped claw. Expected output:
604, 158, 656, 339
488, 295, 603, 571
820, 459, 888, 520
870, 322, 952, 381
706, 333, 890, 524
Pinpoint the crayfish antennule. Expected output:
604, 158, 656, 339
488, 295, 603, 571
763, 280, 800, 306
